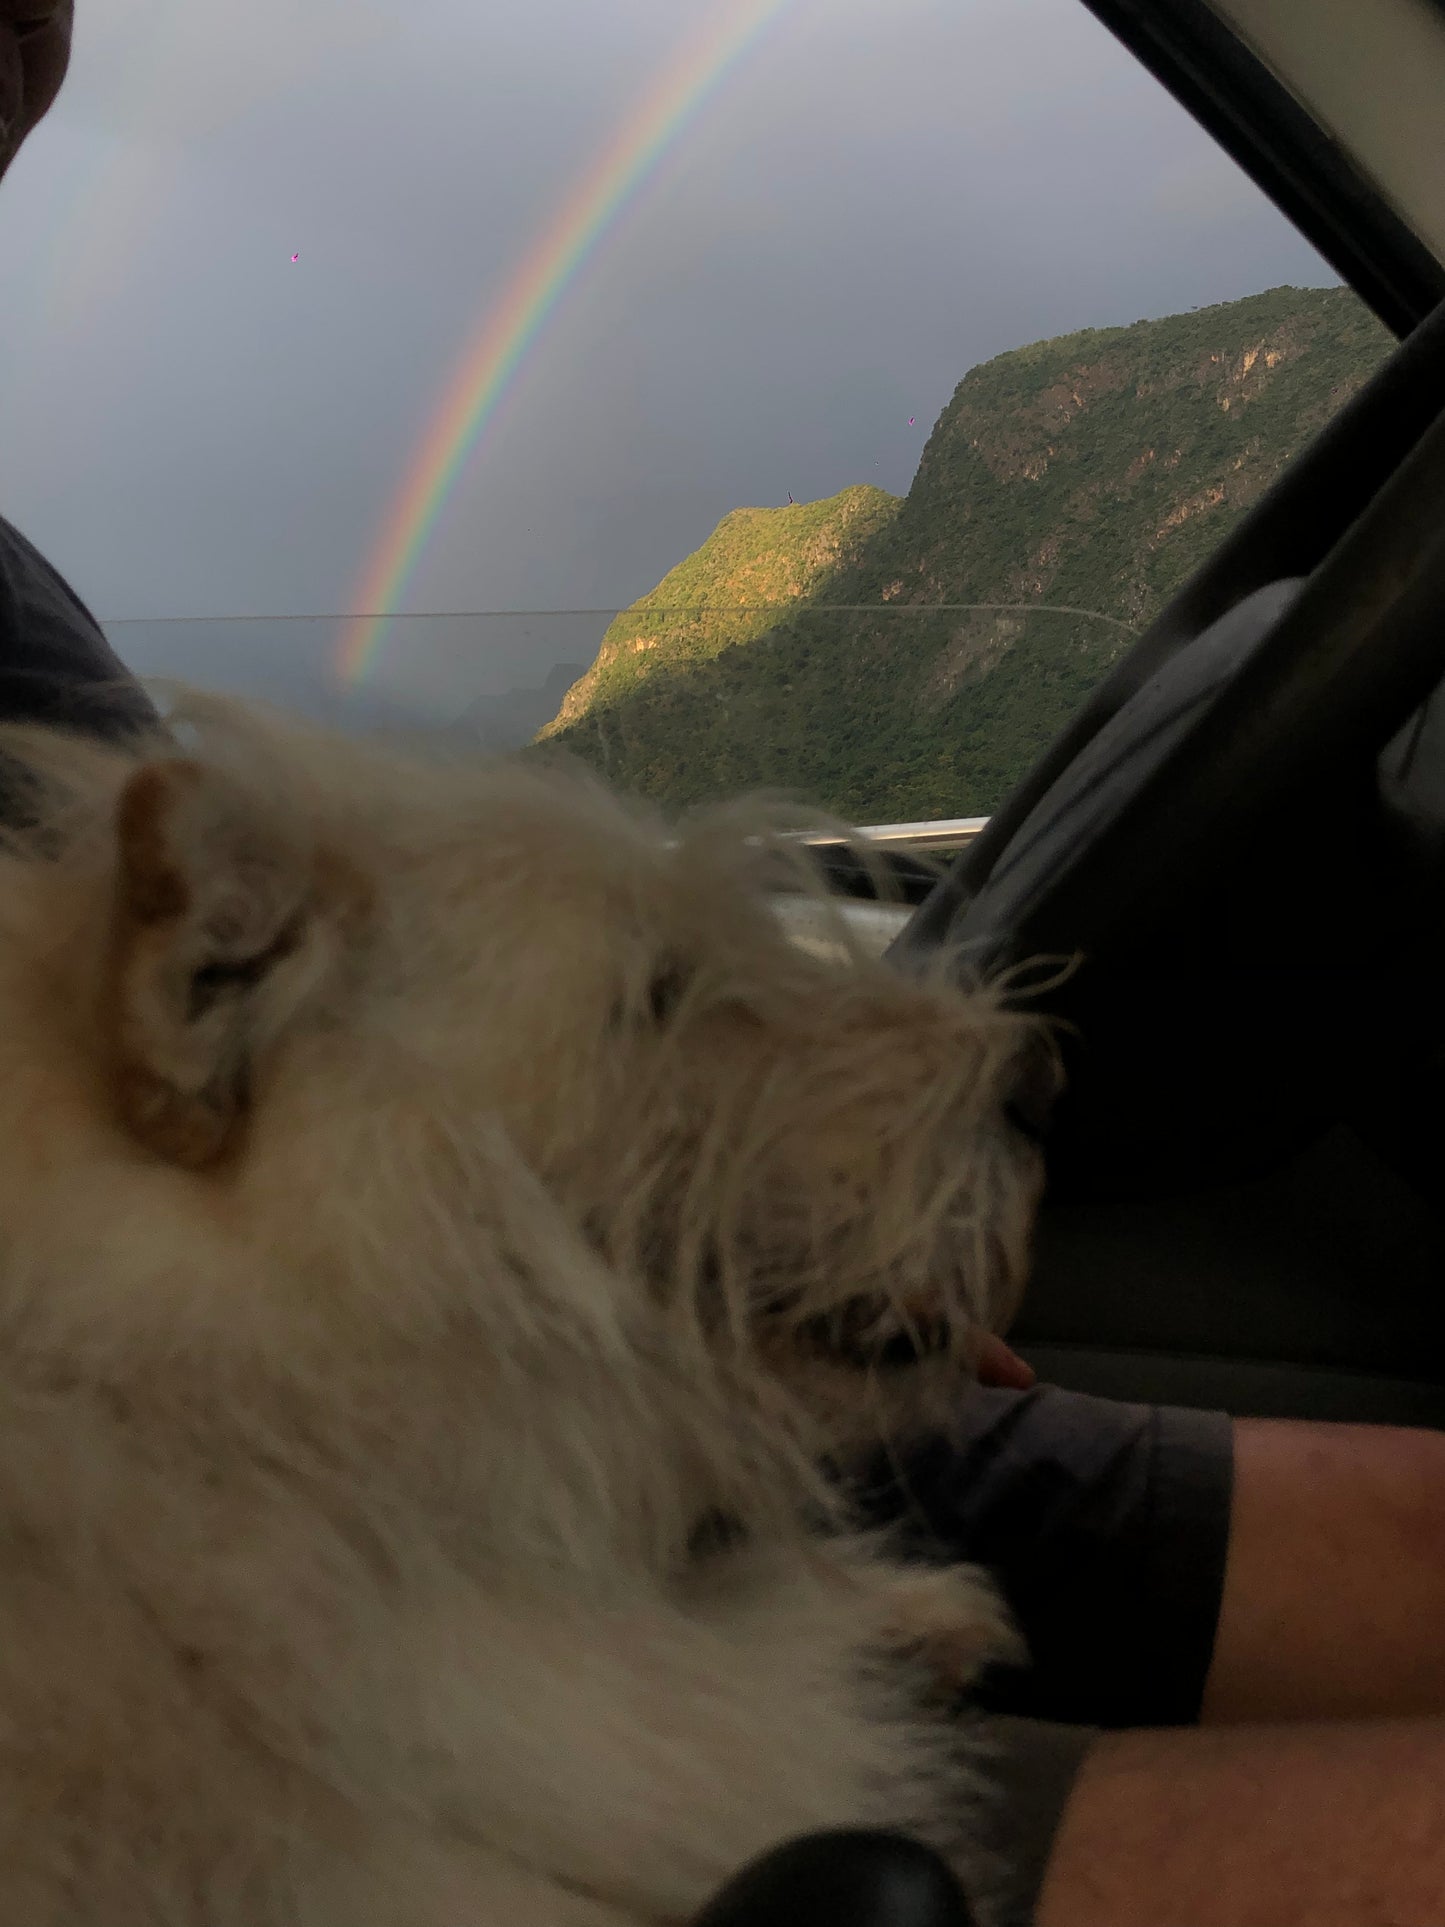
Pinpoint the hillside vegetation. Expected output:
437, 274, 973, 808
543, 286, 1392, 822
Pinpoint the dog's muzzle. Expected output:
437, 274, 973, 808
794, 1296, 956, 1370
1003, 1037, 1059, 1147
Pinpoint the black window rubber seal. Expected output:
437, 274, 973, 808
1077, 0, 1445, 339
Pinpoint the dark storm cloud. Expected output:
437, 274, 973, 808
0, 0, 1334, 727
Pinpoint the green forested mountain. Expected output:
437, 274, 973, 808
542, 285, 1392, 822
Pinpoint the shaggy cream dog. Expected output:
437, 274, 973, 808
0, 695, 1045, 1927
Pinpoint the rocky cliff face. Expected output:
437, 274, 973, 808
545, 285, 1391, 823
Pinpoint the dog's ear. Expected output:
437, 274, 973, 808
106, 758, 340, 1169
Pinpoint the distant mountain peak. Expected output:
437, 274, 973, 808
459, 659, 587, 752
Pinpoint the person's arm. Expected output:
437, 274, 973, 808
1036, 1717, 1445, 1927
1203, 1417, 1445, 1724
0, 2, 74, 185
0, 515, 154, 742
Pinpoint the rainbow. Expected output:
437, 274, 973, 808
338, 0, 793, 689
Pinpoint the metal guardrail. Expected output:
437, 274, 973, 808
798, 816, 990, 853
771, 820, 992, 961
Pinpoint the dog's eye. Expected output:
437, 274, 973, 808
187, 955, 271, 1021
186, 921, 302, 1021
647, 963, 691, 1023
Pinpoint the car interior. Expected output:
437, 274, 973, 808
9, 3, 1438, 1922
899, 0, 1445, 1436
902, 281, 1445, 1434
709, 1, 1445, 1917
780, 0, 1445, 1444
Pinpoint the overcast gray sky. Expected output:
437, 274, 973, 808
0, 0, 1335, 725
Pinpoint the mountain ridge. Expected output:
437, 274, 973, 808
543, 284, 1392, 822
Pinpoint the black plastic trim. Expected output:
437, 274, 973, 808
1078, 0, 1445, 337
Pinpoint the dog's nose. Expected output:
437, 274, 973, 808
1004, 1041, 1058, 1145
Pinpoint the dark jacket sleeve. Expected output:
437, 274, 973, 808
0, 514, 155, 737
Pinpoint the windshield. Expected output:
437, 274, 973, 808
1, 0, 1395, 826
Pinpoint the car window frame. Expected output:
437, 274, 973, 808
1080, 0, 1445, 336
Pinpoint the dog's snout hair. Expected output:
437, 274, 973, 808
0, 693, 1046, 1926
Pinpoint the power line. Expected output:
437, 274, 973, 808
100, 602, 1138, 632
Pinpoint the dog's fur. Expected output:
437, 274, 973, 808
0, 695, 1046, 1926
